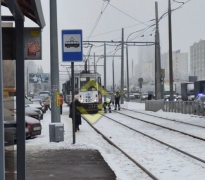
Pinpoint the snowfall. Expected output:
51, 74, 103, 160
25, 101, 205, 180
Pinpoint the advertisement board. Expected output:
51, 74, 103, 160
29, 73, 49, 83
2, 27, 42, 60
24, 28, 42, 60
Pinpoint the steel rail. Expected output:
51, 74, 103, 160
101, 112, 205, 164
81, 115, 158, 180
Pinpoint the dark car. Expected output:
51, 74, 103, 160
4, 108, 29, 142
164, 94, 178, 101
4, 107, 42, 139
4, 120, 29, 144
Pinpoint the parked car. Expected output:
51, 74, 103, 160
133, 93, 141, 99
192, 94, 205, 113
25, 105, 42, 120
125, 93, 135, 99
30, 98, 43, 106
4, 107, 42, 139
24, 97, 45, 118
39, 91, 50, 97
25, 116, 42, 139
4, 108, 29, 142
141, 93, 148, 100
32, 96, 46, 103
3, 97, 43, 120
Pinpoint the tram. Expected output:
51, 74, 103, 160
62, 70, 103, 113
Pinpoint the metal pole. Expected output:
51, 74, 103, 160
50, 0, 60, 123
121, 28, 124, 104
94, 53, 96, 73
155, 1, 162, 100
27, 60, 32, 96
71, 62, 75, 144
168, 0, 174, 101
126, 45, 130, 102
16, 18, 25, 180
104, 42, 106, 102
0, 5, 5, 180
112, 58, 115, 93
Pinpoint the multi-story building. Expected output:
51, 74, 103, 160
136, 46, 155, 82
190, 40, 205, 80
161, 50, 188, 82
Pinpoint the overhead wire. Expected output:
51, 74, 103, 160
86, 1, 110, 41
87, 0, 191, 59
107, 2, 150, 27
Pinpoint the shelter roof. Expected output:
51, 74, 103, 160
1, 0, 45, 28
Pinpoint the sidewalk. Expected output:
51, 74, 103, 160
26, 149, 116, 180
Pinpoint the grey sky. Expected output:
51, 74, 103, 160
2, 0, 205, 86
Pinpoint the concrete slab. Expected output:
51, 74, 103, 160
26, 149, 116, 180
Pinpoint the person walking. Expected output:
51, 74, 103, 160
114, 91, 121, 110
60, 93, 63, 115
69, 96, 82, 132
44, 96, 51, 112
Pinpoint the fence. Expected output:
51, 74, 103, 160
145, 100, 205, 116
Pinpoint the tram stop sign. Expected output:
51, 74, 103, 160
138, 78, 143, 83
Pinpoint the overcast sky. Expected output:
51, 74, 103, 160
2, 0, 205, 86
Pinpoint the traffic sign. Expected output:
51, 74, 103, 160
138, 78, 143, 83
62, 29, 83, 62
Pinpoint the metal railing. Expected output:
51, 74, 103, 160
146, 100, 205, 116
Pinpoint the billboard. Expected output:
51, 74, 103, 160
2, 27, 42, 60
29, 73, 49, 83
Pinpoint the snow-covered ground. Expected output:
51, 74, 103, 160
25, 102, 205, 180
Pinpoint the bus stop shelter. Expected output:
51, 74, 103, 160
0, 0, 45, 180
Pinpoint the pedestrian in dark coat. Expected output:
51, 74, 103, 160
69, 96, 82, 132
148, 93, 153, 100
114, 91, 121, 110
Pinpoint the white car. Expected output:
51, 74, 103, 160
141, 93, 148, 100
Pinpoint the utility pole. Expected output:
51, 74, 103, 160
104, 42, 106, 102
50, 0, 60, 123
155, 1, 163, 100
132, 59, 133, 77
126, 45, 130, 102
94, 53, 96, 73
121, 28, 124, 104
168, 0, 174, 101
112, 58, 115, 93
0, 6, 5, 180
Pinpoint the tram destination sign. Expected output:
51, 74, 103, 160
62, 29, 83, 62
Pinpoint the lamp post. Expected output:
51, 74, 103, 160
27, 60, 33, 96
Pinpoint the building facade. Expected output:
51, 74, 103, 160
190, 40, 205, 80
161, 50, 188, 82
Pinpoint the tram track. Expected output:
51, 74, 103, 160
114, 109, 205, 142
102, 112, 205, 164
82, 111, 205, 179
81, 115, 158, 180
123, 108, 205, 129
